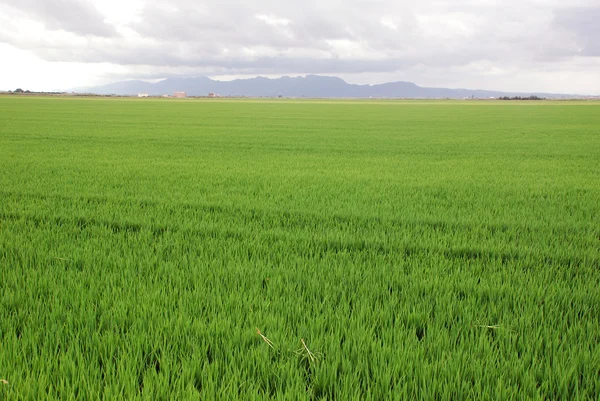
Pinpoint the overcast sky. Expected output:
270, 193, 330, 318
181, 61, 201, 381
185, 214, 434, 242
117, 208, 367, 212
0, 0, 599, 94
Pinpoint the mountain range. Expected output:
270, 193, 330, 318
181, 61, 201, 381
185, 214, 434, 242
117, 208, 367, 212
76, 75, 584, 99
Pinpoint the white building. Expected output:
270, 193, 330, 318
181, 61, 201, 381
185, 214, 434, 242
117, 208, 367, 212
138, 93, 149, 98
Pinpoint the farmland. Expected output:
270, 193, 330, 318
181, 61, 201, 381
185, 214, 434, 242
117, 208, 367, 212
0, 96, 599, 400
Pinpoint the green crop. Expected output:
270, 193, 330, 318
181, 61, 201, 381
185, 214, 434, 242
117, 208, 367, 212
1, 96, 599, 400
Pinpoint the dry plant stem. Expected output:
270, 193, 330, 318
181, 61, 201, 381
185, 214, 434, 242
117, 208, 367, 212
256, 328, 275, 350
301, 339, 317, 363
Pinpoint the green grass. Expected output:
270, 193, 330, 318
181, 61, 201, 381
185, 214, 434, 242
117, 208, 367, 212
1, 96, 599, 400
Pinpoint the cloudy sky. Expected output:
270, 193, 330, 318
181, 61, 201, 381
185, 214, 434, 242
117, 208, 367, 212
0, 0, 599, 94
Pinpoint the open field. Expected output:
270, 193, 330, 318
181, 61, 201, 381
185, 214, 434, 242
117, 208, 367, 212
1, 96, 599, 400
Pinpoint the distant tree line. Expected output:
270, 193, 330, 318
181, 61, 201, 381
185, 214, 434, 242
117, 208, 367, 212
7, 88, 66, 95
498, 96, 545, 100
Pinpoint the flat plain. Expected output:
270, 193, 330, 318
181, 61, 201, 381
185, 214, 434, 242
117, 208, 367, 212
0, 96, 599, 400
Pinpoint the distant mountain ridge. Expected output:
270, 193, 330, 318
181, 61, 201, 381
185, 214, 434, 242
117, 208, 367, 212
76, 75, 585, 99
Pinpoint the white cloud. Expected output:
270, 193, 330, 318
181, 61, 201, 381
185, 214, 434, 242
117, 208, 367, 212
380, 17, 398, 31
256, 14, 291, 26
93, 0, 144, 25
0, 43, 126, 91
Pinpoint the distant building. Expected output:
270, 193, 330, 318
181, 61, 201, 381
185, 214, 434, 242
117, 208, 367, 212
208, 92, 216, 98
138, 93, 149, 98
173, 91, 187, 98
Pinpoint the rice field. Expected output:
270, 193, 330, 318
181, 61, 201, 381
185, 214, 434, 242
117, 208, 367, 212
0, 96, 599, 400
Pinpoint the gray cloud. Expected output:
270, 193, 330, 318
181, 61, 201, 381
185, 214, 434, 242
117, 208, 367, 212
0, 0, 599, 93
1, 0, 116, 37
553, 6, 600, 56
